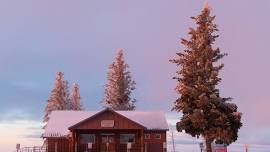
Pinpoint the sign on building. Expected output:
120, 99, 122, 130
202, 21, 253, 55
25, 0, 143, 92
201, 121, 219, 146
101, 120, 115, 127
88, 143, 92, 149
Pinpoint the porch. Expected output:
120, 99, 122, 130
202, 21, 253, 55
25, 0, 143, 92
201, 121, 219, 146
72, 129, 143, 152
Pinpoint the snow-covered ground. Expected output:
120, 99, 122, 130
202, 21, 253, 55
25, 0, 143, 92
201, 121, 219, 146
167, 143, 270, 152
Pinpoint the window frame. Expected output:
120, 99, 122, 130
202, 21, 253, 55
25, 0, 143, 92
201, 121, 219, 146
120, 134, 136, 144
155, 133, 161, 139
144, 133, 150, 139
80, 134, 96, 144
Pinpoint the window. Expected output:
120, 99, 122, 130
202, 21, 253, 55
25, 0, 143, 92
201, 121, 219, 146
80, 134, 95, 144
155, 133, 161, 139
145, 134, 150, 139
120, 134, 135, 143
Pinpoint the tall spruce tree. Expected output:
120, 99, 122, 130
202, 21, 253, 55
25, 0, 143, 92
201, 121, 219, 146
43, 72, 70, 123
171, 3, 242, 152
70, 83, 83, 110
102, 49, 136, 110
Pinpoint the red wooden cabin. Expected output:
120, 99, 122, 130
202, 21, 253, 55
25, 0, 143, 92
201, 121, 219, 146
43, 108, 168, 152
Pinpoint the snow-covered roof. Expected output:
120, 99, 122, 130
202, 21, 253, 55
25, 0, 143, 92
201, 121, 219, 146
117, 111, 168, 130
43, 109, 169, 138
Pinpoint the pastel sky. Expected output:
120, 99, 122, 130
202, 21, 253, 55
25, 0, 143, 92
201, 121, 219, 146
0, 0, 270, 152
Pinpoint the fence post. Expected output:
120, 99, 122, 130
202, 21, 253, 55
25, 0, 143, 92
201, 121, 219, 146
16, 144, 20, 152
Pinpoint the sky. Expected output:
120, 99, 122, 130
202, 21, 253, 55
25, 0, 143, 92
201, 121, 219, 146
0, 0, 270, 151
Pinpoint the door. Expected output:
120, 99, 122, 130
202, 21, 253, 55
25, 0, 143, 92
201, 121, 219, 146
146, 142, 163, 152
100, 134, 116, 152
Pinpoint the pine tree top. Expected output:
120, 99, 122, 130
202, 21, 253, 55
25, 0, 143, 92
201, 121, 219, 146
43, 71, 70, 123
102, 49, 136, 111
203, 0, 209, 10
70, 83, 83, 110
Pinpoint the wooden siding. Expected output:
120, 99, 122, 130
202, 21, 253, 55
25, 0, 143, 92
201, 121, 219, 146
46, 131, 167, 152
70, 110, 145, 130
144, 131, 167, 152
47, 138, 70, 152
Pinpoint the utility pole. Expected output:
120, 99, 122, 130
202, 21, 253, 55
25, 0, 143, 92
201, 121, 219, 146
171, 129, 176, 152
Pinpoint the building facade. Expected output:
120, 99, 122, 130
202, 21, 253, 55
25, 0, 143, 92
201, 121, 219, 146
43, 108, 168, 152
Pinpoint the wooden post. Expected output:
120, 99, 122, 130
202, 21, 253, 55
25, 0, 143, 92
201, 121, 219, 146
140, 129, 144, 152
74, 133, 77, 152
71, 132, 77, 152
70, 132, 75, 152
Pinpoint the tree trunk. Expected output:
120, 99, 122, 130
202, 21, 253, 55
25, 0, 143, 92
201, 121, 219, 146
205, 137, 213, 152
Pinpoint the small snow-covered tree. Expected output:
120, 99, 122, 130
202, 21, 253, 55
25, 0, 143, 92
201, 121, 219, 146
43, 72, 70, 123
102, 49, 136, 110
70, 83, 83, 110
171, 3, 242, 152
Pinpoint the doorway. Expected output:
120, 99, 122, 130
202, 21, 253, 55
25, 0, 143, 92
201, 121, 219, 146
100, 134, 116, 152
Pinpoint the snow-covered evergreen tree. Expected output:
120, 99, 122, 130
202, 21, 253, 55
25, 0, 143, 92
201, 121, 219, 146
43, 72, 70, 123
102, 49, 136, 110
63, 80, 71, 110
70, 83, 83, 110
171, 3, 242, 152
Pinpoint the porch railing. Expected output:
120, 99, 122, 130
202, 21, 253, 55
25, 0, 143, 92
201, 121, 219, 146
15, 146, 47, 152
